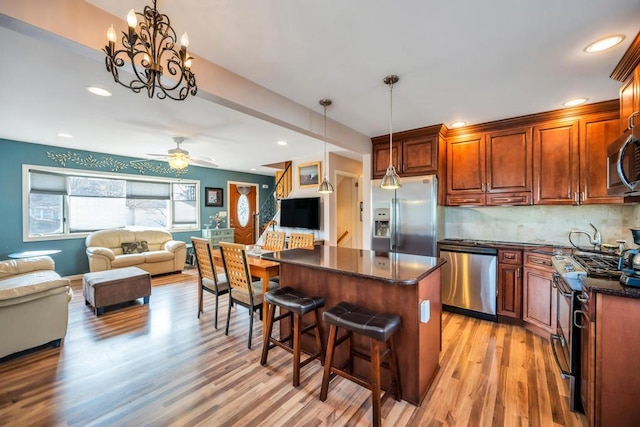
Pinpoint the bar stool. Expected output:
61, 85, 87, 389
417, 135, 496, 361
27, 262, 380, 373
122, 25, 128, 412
260, 287, 325, 386
319, 302, 402, 427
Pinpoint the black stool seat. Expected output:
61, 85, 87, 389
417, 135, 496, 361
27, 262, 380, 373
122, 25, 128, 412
323, 301, 400, 342
320, 301, 402, 427
265, 287, 325, 315
261, 286, 325, 387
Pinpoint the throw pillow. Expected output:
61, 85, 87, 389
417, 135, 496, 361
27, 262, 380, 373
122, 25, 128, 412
137, 240, 149, 253
121, 242, 139, 254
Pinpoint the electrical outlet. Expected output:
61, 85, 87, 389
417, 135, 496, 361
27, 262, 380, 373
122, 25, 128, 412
420, 300, 430, 323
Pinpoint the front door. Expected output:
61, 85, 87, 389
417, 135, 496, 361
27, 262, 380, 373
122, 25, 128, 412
229, 184, 257, 245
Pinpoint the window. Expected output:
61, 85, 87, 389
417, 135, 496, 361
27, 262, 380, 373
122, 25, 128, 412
25, 166, 199, 239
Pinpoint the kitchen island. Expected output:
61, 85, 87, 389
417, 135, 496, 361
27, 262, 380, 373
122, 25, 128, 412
262, 246, 446, 405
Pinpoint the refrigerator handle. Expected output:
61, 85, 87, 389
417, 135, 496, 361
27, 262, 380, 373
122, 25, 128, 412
391, 197, 397, 251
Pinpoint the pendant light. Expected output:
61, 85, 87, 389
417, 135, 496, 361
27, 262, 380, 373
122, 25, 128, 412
317, 99, 335, 194
380, 75, 402, 190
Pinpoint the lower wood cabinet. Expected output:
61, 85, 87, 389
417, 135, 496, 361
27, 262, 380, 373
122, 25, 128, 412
497, 249, 523, 319
580, 291, 640, 425
522, 252, 556, 334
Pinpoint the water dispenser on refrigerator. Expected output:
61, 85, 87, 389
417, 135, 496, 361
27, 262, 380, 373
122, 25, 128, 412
373, 208, 390, 237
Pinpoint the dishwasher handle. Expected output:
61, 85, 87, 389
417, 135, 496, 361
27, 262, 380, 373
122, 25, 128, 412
438, 244, 498, 256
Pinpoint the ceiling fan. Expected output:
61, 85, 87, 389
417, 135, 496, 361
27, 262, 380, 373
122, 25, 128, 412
142, 137, 219, 170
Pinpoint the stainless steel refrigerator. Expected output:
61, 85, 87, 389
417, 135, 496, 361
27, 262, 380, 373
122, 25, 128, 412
371, 175, 438, 257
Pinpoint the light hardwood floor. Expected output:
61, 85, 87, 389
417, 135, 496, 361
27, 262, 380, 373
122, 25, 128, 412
0, 270, 587, 426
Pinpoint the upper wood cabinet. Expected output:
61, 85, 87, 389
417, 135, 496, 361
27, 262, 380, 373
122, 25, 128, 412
612, 32, 640, 138
619, 69, 639, 136
532, 112, 622, 205
371, 125, 443, 179
580, 112, 623, 204
446, 133, 485, 206
446, 127, 532, 206
533, 120, 579, 205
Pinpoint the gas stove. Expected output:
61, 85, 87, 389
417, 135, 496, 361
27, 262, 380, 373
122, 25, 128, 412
551, 255, 587, 290
571, 252, 622, 280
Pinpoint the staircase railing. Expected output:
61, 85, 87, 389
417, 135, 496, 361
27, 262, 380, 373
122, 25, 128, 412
253, 161, 292, 242
337, 230, 349, 246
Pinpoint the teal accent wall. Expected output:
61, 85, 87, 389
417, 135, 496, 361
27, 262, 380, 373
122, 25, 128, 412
0, 138, 275, 276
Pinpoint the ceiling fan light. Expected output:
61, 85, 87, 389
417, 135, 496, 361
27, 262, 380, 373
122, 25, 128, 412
317, 177, 335, 194
380, 166, 402, 190
168, 154, 189, 169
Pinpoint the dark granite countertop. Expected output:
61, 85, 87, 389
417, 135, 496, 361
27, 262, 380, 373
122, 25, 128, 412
262, 246, 446, 285
437, 238, 567, 254
582, 276, 640, 299
437, 239, 640, 298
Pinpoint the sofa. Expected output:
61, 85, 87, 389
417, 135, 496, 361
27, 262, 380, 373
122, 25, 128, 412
85, 227, 187, 276
0, 256, 72, 359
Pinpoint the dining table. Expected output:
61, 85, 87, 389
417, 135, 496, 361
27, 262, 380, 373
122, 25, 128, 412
211, 248, 280, 339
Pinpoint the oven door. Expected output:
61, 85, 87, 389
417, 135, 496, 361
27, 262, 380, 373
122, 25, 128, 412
551, 273, 574, 377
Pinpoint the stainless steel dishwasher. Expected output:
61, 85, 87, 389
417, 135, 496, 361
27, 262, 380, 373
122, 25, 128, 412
438, 243, 498, 321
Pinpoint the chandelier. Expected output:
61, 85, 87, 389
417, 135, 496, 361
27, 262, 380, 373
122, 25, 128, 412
103, 0, 197, 101
317, 99, 335, 194
380, 75, 402, 190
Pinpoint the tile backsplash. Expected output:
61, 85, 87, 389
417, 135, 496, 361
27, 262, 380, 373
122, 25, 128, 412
444, 204, 640, 248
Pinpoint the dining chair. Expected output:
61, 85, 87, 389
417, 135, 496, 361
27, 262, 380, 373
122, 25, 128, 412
191, 237, 229, 329
219, 241, 279, 349
262, 230, 286, 252
288, 232, 315, 249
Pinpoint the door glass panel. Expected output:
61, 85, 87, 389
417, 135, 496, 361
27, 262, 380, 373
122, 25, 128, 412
237, 194, 249, 227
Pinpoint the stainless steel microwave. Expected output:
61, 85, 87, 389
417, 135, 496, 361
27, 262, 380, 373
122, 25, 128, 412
607, 131, 640, 196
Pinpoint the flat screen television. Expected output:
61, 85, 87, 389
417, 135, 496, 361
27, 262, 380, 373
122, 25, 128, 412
279, 197, 320, 230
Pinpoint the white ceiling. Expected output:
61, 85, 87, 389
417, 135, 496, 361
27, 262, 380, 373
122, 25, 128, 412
1, 1, 639, 176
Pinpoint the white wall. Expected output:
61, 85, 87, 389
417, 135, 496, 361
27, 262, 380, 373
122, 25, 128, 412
444, 204, 640, 248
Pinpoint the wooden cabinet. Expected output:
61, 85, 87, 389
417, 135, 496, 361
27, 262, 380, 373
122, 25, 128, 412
580, 291, 640, 425
619, 68, 639, 136
446, 133, 484, 205
533, 114, 621, 206
522, 251, 556, 334
446, 127, 532, 206
579, 112, 623, 204
579, 289, 594, 425
611, 31, 640, 135
371, 125, 443, 179
497, 249, 522, 319
533, 120, 580, 205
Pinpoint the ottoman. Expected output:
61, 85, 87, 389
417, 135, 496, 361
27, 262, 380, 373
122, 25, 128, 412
83, 267, 151, 316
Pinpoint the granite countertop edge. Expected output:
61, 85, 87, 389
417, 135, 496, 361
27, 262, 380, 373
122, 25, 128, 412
262, 250, 446, 286
437, 239, 640, 298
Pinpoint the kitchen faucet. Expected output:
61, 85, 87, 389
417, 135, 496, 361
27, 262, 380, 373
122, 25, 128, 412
590, 223, 602, 251
568, 223, 602, 251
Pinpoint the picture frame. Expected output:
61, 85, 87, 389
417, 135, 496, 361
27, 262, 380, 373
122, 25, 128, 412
298, 161, 321, 188
205, 187, 223, 207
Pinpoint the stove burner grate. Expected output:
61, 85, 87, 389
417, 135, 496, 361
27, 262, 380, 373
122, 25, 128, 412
572, 253, 621, 279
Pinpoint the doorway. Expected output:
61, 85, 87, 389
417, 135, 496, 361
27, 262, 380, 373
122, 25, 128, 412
228, 183, 258, 245
335, 174, 361, 248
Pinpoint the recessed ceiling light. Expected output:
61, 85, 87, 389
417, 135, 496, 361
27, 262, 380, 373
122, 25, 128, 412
86, 86, 112, 97
584, 35, 625, 53
250, 168, 257, 171
449, 121, 466, 129
277, 140, 288, 146
563, 98, 588, 107
57, 132, 73, 138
